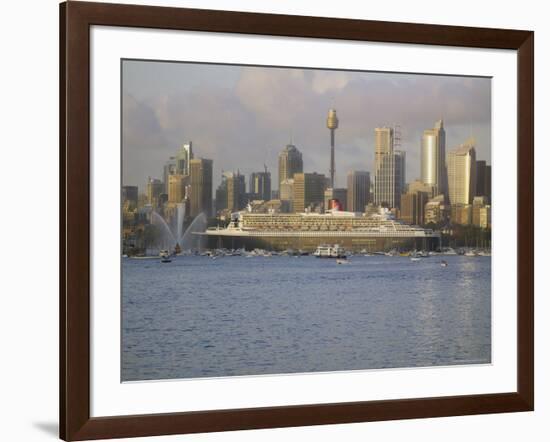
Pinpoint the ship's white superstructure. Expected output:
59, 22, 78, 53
204, 209, 439, 240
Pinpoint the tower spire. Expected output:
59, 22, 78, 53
326, 108, 339, 188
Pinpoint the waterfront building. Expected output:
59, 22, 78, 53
167, 174, 188, 204
225, 171, 246, 212
189, 158, 213, 217
400, 191, 429, 225
373, 127, 405, 209
347, 171, 370, 213
163, 157, 177, 194
249, 170, 272, 201
278, 144, 303, 188
424, 194, 449, 225
450, 204, 472, 225
292, 172, 326, 213
324, 187, 347, 211
421, 120, 447, 198
146, 177, 164, 208
447, 140, 477, 206
326, 108, 339, 188
122, 185, 138, 210
202, 209, 440, 252
176, 142, 194, 176
472, 196, 491, 228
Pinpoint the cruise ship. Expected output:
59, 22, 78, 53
200, 208, 440, 252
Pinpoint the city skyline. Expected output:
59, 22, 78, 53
122, 60, 491, 193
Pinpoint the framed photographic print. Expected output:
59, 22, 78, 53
60, 1, 534, 440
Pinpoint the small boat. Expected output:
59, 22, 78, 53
440, 260, 448, 267
464, 250, 477, 257
159, 249, 172, 263
410, 257, 421, 262
336, 259, 348, 265
314, 244, 347, 259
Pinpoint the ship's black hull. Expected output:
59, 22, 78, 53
201, 234, 440, 252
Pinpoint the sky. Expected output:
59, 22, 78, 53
122, 60, 491, 193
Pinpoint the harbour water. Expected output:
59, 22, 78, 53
122, 255, 491, 381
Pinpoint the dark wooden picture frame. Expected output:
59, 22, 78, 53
60, 1, 534, 440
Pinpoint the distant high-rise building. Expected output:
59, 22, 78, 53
122, 185, 138, 210
326, 109, 339, 188
163, 157, 177, 194
278, 144, 303, 188
176, 142, 194, 176
215, 174, 228, 213
407, 179, 435, 198
346, 171, 370, 212
146, 177, 164, 208
249, 170, 272, 201
279, 178, 295, 202
475, 160, 492, 203
324, 188, 347, 212
189, 158, 213, 217
421, 120, 447, 198
447, 140, 477, 206
225, 172, 246, 212
168, 174, 188, 204
400, 191, 429, 225
374, 127, 393, 171
373, 127, 405, 209
472, 196, 491, 228
395, 150, 406, 208
292, 172, 326, 213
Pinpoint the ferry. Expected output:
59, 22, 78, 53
313, 244, 347, 259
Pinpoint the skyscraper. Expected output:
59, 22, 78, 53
163, 157, 177, 194
146, 177, 164, 208
374, 127, 405, 209
122, 185, 138, 210
421, 120, 447, 198
394, 150, 406, 209
189, 158, 213, 217
447, 140, 476, 206
168, 174, 188, 204
176, 142, 194, 176
226, 172, 246, 212
292, 172, 326, 213
215, 174, 228, 213
475, 160, 492, 202
346, 171, 370, 213
400, 191, 429, 225
278, 144, 303, 188
326, 109, 339, 188
249, 169, 272, 201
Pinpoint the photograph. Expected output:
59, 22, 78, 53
121, 60, 492, 382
